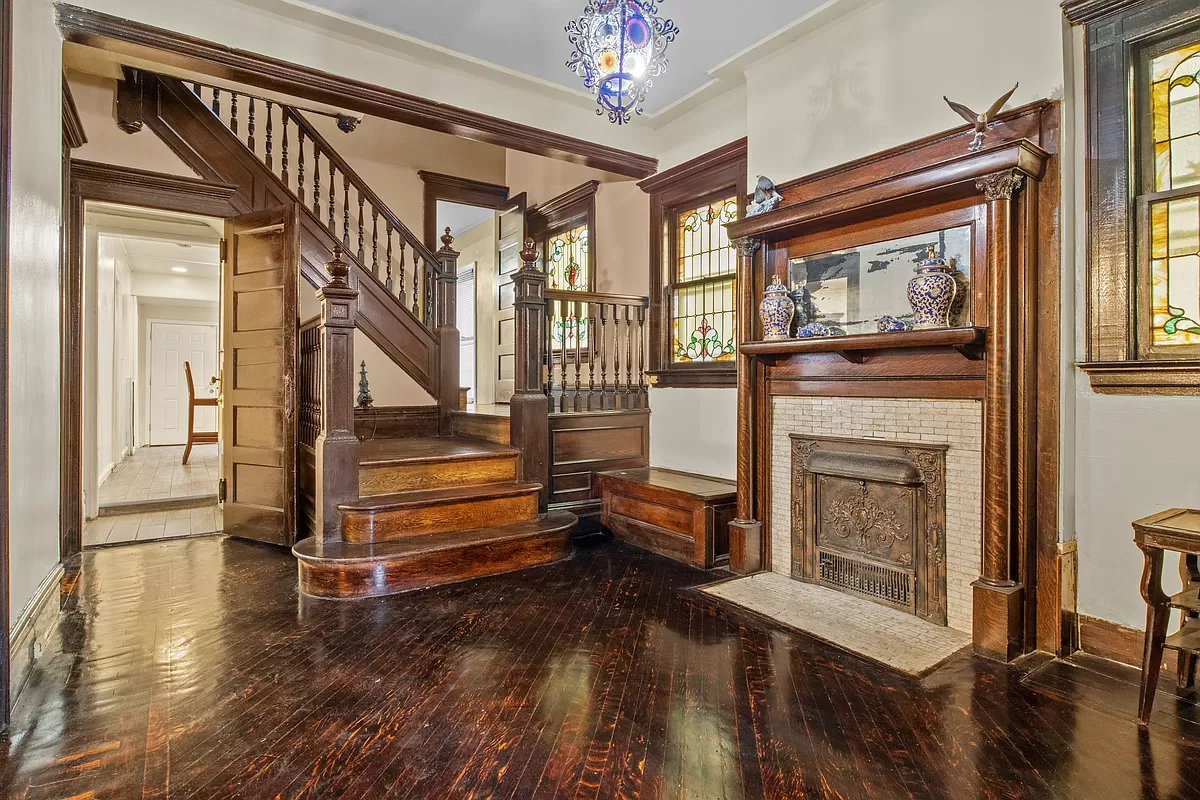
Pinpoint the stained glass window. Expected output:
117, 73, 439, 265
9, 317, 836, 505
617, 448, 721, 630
672, 197, 737, 362
548, 223, 590, 351
1147, 41, 1200, 346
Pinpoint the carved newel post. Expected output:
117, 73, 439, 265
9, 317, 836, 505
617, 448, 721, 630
435, 227, 461, 433
510, 238, 550, 512
314, 246, 360, 542
729, 236, 764, 573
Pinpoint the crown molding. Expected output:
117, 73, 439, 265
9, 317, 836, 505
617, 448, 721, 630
1061, 0, 1152, 24
638, 138, 747, 195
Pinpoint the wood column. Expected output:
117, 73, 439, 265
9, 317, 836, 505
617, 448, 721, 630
509, 238, 550, 512
728, 237, 763, 574
434, 227, 460, 435
314, 246, 359, 542
973, 170, 1026, 661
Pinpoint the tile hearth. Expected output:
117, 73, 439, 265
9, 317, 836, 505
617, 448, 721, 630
703, 572, 971, 676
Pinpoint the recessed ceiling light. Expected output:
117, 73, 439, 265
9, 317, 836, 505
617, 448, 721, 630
172, 266, 189, 273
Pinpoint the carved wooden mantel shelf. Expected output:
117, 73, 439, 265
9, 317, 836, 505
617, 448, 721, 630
726, 140, 1048, 244
721, 99, 1064, 665
740, 327, 987, 364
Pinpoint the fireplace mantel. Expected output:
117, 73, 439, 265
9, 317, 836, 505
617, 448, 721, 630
723, 100, 1063, 662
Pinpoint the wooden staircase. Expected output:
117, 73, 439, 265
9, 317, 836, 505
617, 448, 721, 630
294, 436, 574, 599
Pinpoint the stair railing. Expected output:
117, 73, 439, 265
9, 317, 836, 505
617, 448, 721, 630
544, 289, 649, 412
187, 81, 443, 329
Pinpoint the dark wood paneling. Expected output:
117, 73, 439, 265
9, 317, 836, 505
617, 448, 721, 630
548, 410, 649, 510
55, 4, 657, 179
1079, 613, 1179, 673
1062, 0, 1154, 25
61, 75, 87, 149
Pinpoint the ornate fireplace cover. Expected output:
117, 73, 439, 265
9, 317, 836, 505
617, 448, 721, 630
791, 435, 948, 625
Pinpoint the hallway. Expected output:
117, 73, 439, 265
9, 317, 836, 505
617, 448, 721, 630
3, 538, 1198, 799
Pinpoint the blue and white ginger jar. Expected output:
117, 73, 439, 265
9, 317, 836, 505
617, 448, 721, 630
759, 275, 795, 341
907, 246, 958, 329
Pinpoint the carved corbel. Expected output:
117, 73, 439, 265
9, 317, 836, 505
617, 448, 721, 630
735, 237, 763, 259
976, 170, 1024, 202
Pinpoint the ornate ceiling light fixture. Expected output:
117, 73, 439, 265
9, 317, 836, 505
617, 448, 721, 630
566, 0, 679, 125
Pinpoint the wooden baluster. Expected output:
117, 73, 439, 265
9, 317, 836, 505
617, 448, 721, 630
342, 174, 351, 247
191, 81, 200, 95
425, 261, 435, 322
264, 101, 273, 170
599, 303, 609, 410
573, 301, 583, 412
559, 305, 569, 412
413, 256, 423, 319
543, 298, 553, 397
613, 303, 624, 410
297, 131, 306, 205
385, 222, 394, 292
280, 113, 289, 188
397, 242, 407, 302
211, 87, 220, 117
625, 305, 634, 407
328, 160, 336, 232
588, 303, 596, 411
312, 149, 321, 217
230, 92, 238, 136
357, 196, 366, 263
638, 304, 647, 408
371, 210, 379, 278
247, 98, 256, 152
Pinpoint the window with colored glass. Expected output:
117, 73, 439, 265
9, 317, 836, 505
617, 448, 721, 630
671, 196, 738, 363
1143, 38, 1200, 351
548, 223, 590, 351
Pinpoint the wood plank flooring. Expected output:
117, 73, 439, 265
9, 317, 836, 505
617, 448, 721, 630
3, 536, 1199, 799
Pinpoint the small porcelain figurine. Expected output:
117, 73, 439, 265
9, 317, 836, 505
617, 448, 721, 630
747, 176, 783, 217
789, 284, 812, 336
877, 315, 914, 333
759, 275, 795, 340
907, 246, 959, 329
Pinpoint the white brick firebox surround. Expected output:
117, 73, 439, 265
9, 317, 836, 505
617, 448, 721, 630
770, 397, 983, 633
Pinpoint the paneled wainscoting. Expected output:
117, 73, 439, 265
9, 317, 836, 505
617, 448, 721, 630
3, 537, 1199, 798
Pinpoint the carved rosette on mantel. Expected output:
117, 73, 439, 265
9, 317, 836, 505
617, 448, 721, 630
723, 113, 1057, 663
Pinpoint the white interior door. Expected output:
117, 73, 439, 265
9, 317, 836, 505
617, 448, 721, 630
150, 321, 218, 446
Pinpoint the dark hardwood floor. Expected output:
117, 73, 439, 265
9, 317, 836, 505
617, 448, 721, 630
2, 536, 1199, 799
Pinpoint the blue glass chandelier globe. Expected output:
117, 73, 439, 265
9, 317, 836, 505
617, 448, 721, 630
566, 0, 680, 125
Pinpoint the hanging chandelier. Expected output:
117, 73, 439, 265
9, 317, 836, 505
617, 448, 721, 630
566, 0, 679, 125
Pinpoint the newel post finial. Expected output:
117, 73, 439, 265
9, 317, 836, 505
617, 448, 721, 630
439, 226, 456, 252
520, 237, 538, 269
325, 244, 350, 288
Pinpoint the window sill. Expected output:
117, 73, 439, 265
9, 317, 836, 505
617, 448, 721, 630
1078, 361, 1200, 395
647, 368, 736, 389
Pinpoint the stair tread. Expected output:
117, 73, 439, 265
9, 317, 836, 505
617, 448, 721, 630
358, 436, 517, 467
339, 481, 542, 512
294, 512, 576, 563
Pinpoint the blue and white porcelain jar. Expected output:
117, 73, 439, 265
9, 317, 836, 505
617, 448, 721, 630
907, 246, 959, 329
759, 275, 795, 340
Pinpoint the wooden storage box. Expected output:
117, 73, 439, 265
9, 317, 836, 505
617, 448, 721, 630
598, 468, 736, 569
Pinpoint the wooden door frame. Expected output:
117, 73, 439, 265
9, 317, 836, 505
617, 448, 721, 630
62, 160, 239, 559
0, 0, 13, 727
146, 319, 219, 447
418, 171, 509, 254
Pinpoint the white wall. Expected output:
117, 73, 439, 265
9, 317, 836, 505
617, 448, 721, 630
9, 0, 63, 624
136, 301, 220, 445
649, 389, 738, 481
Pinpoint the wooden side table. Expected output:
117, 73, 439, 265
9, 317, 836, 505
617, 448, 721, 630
1133, 508, 1200, 725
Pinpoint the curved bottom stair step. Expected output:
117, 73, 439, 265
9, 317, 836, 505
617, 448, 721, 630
293, 511, 577, 599
339, 482, 542, 543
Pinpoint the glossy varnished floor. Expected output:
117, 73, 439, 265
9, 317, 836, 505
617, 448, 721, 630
4, 538, 1200, 799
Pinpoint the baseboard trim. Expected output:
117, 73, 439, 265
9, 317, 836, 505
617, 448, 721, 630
9, 563, 67, 710
1077, 613, 1176, 673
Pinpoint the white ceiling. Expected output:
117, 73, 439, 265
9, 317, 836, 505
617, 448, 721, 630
117, 238, 221, 277
298, 0, 826, 114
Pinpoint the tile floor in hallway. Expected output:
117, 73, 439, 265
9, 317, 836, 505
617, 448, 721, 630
98, 443, 219, 505
82, 504, 223, 546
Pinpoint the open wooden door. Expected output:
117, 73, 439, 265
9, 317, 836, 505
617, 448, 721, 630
494, 193, 526, 403
220, 205, 300, 546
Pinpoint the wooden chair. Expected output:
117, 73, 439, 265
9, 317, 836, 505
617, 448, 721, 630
183, 361, 218, 465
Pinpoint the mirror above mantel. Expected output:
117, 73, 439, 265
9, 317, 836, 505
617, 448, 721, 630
721, 99, 1066, 665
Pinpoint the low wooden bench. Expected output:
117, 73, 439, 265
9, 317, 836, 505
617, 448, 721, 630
597, 468, 737, 569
